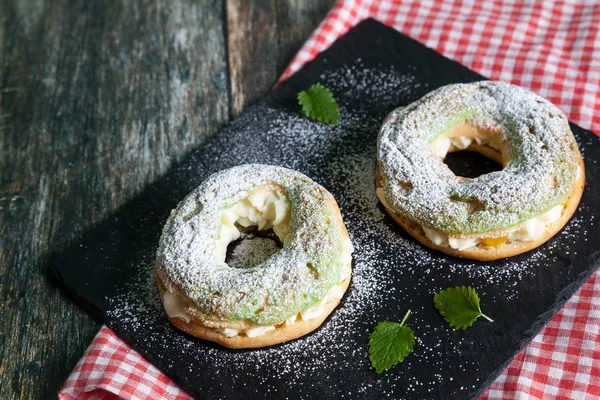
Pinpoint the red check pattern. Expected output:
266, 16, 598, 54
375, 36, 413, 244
280, 0, 600, 134
60, 1, 600, 399
59, 328, 189, 400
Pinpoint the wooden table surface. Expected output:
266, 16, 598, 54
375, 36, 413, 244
0, 1, 334, 397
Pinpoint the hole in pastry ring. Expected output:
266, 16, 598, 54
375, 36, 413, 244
155, 164, 353, 348
376, 81, 584, 260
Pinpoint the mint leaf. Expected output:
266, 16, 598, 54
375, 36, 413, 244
434, 286, 493, 330
369, 310, 415, 373
297, 84, 340, 124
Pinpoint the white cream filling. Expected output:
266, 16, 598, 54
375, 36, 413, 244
449, 235, 480, 251
162, 275, 350, 338
299, 283, 345, 321
432, 137, 452, 158
213, 236, 353, 338
213, 186, 291, 263
391, 132, 573, 251
245, 325, 276, 338
377, 184, 566, 251
422, 204, 564, 250
506, 204, 563, 242
285, 314, 297, 326
162, 291, 193, 323
431, 134, 500, 158
162, 221, 354, 338
473, 135, 500, 150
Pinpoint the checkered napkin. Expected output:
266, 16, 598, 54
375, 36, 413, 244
59, 1, 600, 399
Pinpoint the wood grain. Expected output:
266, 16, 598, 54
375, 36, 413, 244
226, 0, 335, 116
0, 0, 332, 397
0, 0, 231, 397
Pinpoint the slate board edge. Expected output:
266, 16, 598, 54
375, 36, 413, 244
272, 19, 600, 397
49, 18, 600, 400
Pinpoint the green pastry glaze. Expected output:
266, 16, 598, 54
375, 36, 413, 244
377, 81, 581, 234
156, 164, 350, 325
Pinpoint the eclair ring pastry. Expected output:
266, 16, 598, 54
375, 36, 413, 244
155, 164, 353, 348
376, 81, 584, 261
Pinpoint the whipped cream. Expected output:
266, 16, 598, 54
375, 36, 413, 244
163, 236, 354, 339
377, 185, 566, 251
245, 325, 275, 338
379, 127, 574, 252
213, 186, 291, 263
422, 204, 564, 251
162, 291, 192, 323
431, 134, 501, 159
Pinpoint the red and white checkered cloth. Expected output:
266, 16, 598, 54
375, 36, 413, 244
281, 0, 600, 133
59, 1, 600, 399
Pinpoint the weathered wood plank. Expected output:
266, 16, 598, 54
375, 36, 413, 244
226, 0, 335, 116
0, 0, 229, 398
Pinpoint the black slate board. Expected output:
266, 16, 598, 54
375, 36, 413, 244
51, 19, 600, 399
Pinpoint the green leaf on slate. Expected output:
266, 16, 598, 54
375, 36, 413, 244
434, 286, 493, 330
369, 310, 415, 373
297, 83, 340, 124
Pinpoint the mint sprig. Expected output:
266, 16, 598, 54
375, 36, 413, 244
297, 83, 340, 124
369, 310, 415, 373
434, 286, 493, 330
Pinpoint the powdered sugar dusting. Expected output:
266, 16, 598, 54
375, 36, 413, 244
227, 236, 281, 270
378, 81, 580, 234
104, 62, 593, 399
156, 165, 349, 325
